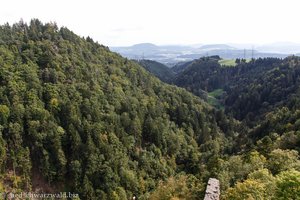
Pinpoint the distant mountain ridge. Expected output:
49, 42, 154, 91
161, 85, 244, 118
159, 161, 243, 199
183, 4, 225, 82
110, 42, 298, 66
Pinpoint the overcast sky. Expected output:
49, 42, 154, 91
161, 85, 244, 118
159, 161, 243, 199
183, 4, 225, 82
1, 0, 299, 46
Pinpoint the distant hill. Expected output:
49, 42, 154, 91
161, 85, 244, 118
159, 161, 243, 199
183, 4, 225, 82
132, 42, 159, 49
171, 60, 194, 74
171, 56, 300, 125
111, 43, 195, 66
111, 43, 289, 65
137, 59, 175, 82
123, 43, 159, 52
172, 56, 225, 95
110, 43, 160, 58
172, 56, 221, 74
168, 55, 300, 162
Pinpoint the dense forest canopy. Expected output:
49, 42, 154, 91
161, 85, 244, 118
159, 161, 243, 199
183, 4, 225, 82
136, 59, 175, 83
0, 20, 299, 200
171, 56, 300, 124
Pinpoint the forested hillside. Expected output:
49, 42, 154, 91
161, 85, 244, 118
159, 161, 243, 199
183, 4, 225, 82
136, 59, 174, 83
171, 56, 300, 124
0, 20, 236, 199
0, 20, 299, 200
149, 56, 300, 199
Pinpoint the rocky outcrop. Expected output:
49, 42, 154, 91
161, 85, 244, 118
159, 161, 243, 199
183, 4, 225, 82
204, 178, 220, 200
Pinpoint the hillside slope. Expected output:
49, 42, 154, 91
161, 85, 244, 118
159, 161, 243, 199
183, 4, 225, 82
172, 56, 300, 124
169, 56, 300, 199
0, 20, 234, 199
137, 59, 175, 82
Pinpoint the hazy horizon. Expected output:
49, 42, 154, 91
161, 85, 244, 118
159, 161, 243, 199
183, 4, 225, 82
109, 41, 300, 48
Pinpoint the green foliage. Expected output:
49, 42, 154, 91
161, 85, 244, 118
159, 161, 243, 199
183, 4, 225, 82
224, 169, 300, 200
171, 56, 300, 126
224, 179, 266, 200
275, 169, 300, 200
173, 57, 227, 93
148, 174, 204, 200
0, 20, 299, 199
268, 149, 300, 174
0, 133, 6, 170
170, 55, 300, 199
0, 105, 10, 126
0, 20, 232, 198
137, 59, 175, 82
